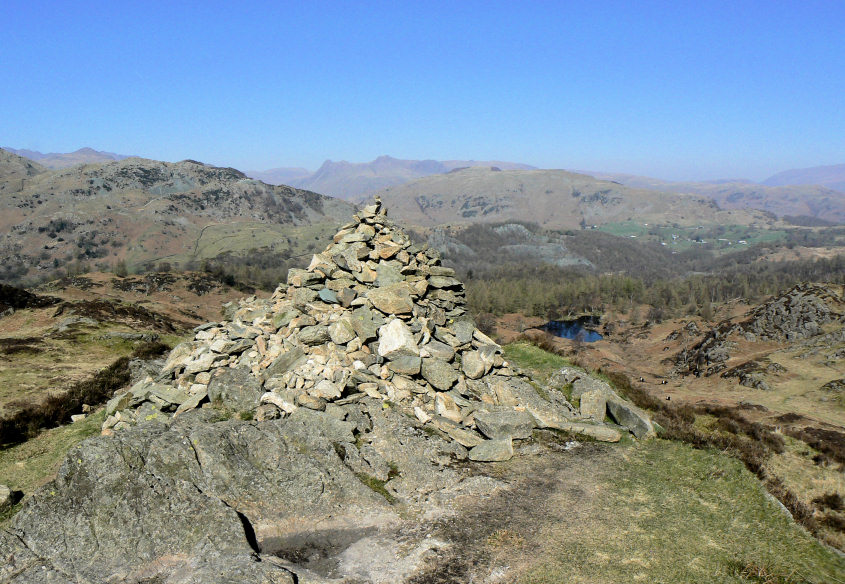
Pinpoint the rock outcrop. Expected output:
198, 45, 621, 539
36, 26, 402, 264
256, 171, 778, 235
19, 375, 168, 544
676, 284, 844, 377
0, 199, 652, 583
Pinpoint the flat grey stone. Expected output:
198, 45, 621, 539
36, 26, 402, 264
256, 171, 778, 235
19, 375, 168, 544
421, 339, 454, 361
318, 288, 339, 304
468, 439, 513, 462
350, 306, 379, 341
474, 409, 535, 440
299, 325, 330, 346
387, 355, 422, 375
421, 358, 459, 391
367, 283, 414, 315
262, 347, 306, 381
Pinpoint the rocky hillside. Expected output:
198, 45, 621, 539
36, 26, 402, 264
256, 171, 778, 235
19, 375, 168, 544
373, 167, 771, 230
676, 283, 845, 379
586, 171, 845, 223
249, 155, 536, 200
0, 150, 45, 196
0, 149, 354, 284
0, 199, 653, 583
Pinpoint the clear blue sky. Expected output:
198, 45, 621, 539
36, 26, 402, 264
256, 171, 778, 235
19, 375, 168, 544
2, 0, 843, 180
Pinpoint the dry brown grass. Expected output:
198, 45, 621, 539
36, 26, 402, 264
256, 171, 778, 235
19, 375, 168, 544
0, 341, 169, 446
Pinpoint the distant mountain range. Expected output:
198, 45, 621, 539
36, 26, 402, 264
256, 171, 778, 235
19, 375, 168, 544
584, 171, 845, 224
6, 147, 843, 222
3, 147, 131, 169
762, 163, 845, 192
247, 155, 536, 200
0, 148, 352, 284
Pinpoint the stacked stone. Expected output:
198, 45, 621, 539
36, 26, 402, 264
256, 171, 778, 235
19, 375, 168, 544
104, 198, 649, 459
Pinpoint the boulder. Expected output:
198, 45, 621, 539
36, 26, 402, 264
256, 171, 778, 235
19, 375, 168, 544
468, 439, 514, 462
377, 318, 420, 359
571, 376, 613, 399
474, 409, 535, 440
606, 396, 655, 438
367, 283, 414, 315
208, 367, 263, 411
579, 389, 608, 420
421, 358, 459, 391
0, 410, 396, 583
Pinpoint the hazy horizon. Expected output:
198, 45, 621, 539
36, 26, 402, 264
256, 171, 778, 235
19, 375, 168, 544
3, 1, 844, 182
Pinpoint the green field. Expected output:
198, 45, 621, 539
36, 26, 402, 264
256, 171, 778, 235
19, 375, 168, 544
596, 221, 789, 252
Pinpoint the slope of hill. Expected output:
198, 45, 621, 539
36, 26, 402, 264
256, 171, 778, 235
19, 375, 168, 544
0, 149, 354, 284
374, 167, 769, 230
0, 272, 247, 422
763, 163, 845, 192
4, 147, 131, 169
248, 155, 535, 200
586, 171, 845, 223
0, 149, 46, 196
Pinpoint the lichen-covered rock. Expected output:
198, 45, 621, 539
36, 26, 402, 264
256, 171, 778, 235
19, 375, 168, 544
421, 358, 459, 391
208, 366, 262, 411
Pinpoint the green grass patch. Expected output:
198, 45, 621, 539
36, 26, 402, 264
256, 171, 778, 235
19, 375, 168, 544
355, 472, 398, 504
596, 221, 790, 254
504, 342, 574, 383
518, 440, 845, 584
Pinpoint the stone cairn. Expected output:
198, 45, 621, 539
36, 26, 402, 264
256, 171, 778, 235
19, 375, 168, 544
103, 198, 652, 461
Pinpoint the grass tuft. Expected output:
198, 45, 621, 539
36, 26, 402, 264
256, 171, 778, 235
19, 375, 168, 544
355, 472, 398, 504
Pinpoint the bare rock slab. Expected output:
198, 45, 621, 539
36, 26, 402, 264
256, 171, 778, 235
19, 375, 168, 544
468, 439, 514, 462
606, 396, 655, 438
474, 409, 535, 440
